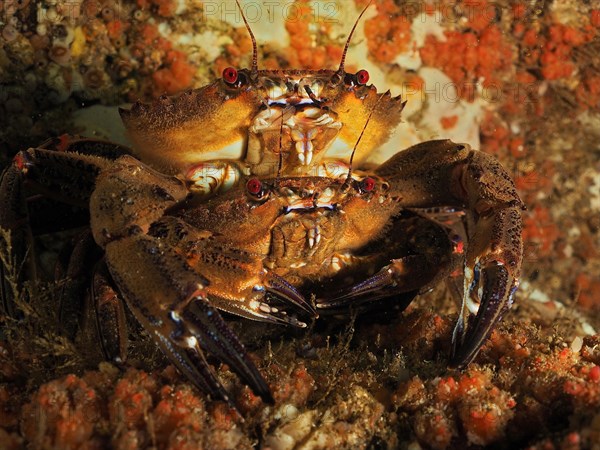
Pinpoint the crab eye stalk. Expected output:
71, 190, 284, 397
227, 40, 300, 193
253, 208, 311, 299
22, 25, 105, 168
360, 176, 376, 192
246, 177, 268, 199
356, 69, 369, 85
223, 67, 239, 85
330, 71, 344, 86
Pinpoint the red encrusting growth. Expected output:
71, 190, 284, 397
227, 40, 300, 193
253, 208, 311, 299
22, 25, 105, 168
140, 23, 159, 45
21, 374, 103, 449
120, 22, 197, 97
420, 26, 512, 101
574, 273, 600, 310
395, 368, 516, 448
284, 0, 343, 69
363, 0, 412, 64
592, 9, 600, 28
152, 50, 196, 95
270, 364, 315, 405
514, 12, 599, 113
106, 20, 126, 40
522, 205, 561, 258
440, 115, 458, 130
576, 74, 600, 110
537, 24, 593, 80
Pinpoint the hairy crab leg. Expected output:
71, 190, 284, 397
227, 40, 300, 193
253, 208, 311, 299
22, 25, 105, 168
6, 141, 128, 208
103, 232, 273, 406
0, 142, 117, 316
90, 261, 128, 363
91, 157, 277, 405
375, 140, 524, 366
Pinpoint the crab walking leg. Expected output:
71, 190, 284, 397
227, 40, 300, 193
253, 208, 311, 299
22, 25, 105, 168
103, 233, 274, 406
148, 216, 315, 326
0, 146, 113, 315
90, 156, 273, 405
376, 140, 524, 366
316, 214, 454, 312
90, 262, 129, 363
0, 159, 29, 315
56, 230, 103, 339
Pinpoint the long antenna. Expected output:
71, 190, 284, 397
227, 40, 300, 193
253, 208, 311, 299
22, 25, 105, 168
344, 92, 383, 185
337, 0, 373, 75
235, 0, 258, 76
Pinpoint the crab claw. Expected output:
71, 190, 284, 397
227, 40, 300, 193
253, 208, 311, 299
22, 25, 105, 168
316, 214, 454, 314
450, 205, 523, 367
375, 140, 524, 366
316, 255, 427, 308
174, 290, 274, 405
259, 270, 316, 326
451, 260, 519, 366
446, 156, 524, 366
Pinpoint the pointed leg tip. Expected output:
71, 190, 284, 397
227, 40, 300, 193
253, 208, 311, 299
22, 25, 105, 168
448, 346, 479, 369
260, 389, 275, 406
450, 258, 519, 369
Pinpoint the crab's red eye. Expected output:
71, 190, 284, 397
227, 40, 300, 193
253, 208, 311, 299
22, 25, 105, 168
356, 69, 369, 85
223, 67, 239, 84
360, 177, 376, 192
246, 178, 263, 195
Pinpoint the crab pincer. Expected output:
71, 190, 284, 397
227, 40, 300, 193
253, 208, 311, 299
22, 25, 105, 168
315, 140, 523, 365
374, 140, 524, 365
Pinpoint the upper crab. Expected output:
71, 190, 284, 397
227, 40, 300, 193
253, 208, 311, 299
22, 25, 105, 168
120, 67, 404, 177
119, 1, 404, 189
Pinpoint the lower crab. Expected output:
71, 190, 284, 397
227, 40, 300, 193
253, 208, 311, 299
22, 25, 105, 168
0, 135, 523, 407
